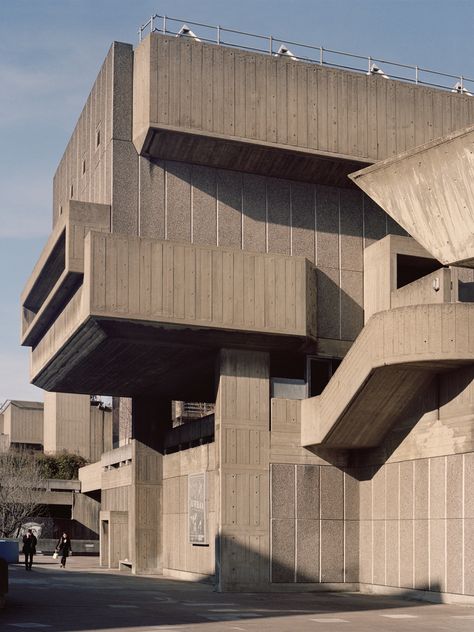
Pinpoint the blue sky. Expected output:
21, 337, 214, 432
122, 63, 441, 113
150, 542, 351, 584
1, 0, 474, 402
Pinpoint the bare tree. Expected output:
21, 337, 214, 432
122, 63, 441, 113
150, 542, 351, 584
0, 451, 46, 538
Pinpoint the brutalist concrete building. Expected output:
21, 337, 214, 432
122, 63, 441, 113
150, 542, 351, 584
22, 20, 474, 599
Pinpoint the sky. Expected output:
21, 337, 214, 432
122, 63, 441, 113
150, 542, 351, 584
1, 0, 474, 402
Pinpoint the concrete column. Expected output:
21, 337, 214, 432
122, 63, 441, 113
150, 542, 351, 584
215, 349, 270, 591
129, 398, 171, 574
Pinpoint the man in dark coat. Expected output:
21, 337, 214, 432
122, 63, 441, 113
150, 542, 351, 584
22, 529, 37, 570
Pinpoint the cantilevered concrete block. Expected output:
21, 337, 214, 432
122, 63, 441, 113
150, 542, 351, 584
351, 124, 474, 267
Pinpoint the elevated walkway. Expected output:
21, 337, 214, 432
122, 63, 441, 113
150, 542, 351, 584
301, 303, 474, 449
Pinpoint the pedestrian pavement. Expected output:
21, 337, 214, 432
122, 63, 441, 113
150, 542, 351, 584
2, 555, 474, 631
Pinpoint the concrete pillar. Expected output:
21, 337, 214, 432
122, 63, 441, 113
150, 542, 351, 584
129, 398, 171, 574
215, 349, 270, 591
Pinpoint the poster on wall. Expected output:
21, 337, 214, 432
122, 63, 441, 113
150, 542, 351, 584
188, 472, 207, 545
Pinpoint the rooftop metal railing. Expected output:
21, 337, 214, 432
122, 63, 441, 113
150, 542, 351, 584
138, 13, 474, 95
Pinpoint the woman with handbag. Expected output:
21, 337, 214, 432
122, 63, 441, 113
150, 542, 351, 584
55, 532, 72, 568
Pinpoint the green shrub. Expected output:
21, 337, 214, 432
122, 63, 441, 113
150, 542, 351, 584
36, 452, 88, 480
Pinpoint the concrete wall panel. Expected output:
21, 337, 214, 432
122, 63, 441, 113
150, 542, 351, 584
271, 519, 295, 582
192, 165, 217, 246
242, 174, 266, 253
386, 520, 399, 587
320, 520, 344, 583
296, 518, 320, 582
320, 467, 343, 520
399, 519, 414, 588
267, 179, 291, 256
345, 520, 359, 583
447, 519, 463, 594
217, 170, 242, 248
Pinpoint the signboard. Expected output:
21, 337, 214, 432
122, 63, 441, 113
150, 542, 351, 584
188, 472, 207, 545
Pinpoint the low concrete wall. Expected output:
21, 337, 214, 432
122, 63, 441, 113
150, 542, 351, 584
37, 539, 99, 555
9, 538, 99, 556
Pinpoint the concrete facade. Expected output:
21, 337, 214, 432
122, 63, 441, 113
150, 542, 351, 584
0, 395, 111, 460
21, 29, 474, 601
0, 400, 43, 451
43, 393, 112, 461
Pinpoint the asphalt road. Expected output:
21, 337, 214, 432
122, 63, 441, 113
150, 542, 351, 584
2, 555, 474, 632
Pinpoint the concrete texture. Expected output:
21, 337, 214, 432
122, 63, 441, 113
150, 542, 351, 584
135, 33, 474, 164
216, 350, 271, 591
0, 399, 43, 449
20, 23, 474, 603
53, 42, 134, 230
302, 303, 474, 449
351, 124, 474, 266
44, 392, 112, 461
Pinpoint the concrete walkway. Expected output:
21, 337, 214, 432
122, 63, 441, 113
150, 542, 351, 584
2, 556, 474, 631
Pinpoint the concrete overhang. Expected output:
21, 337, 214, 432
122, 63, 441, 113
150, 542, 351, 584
350, 124, 474, 267
25, 231, 316, 398
140, 126, 370, 189
302, 303, 474, 449
21, 201, 110, 347
133, 33, 372, 188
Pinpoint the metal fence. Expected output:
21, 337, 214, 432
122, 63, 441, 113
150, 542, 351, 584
138, 13, 474, 95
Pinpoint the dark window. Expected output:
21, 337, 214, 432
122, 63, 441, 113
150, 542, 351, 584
270, 351, 306, 379
307, 357, 342, 397
396, 254, 441, 289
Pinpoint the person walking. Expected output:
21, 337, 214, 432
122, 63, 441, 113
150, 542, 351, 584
22, 529, 37, 571
55, 532, 72, 568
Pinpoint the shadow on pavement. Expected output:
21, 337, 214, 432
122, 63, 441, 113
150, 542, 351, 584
0, 557, 445, 631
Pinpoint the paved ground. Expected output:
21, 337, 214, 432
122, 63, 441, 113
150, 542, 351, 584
2, 555, 474, 631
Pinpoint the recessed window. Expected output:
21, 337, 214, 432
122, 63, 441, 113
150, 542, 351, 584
396, 254, 441, 289
96, 127, 101, 148
82, 159, 86, 175
307, 357, 342, 397
59, 205, 63, 215
70, 184, 74, 198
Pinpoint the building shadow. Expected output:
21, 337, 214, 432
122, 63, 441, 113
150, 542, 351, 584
1, 543, 445, 631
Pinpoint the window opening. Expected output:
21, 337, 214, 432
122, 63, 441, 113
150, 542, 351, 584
307, 357, 342, 397
396, 254, 442, 289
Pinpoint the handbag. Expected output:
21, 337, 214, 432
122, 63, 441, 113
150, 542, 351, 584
52, 551, 58, 559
